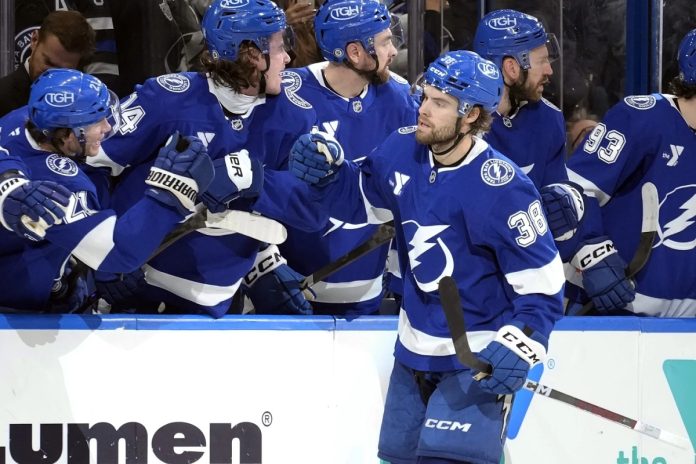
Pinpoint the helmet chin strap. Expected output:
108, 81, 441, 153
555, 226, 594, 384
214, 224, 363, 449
430, 118, 469, 157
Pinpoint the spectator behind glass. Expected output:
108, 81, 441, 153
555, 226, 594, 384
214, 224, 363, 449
276, 0, 323, 67
0, 10, 95, 118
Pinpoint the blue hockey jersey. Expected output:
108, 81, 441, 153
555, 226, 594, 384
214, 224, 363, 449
264, 130, 565, 371
567, 94, 696, 317
92, 72, 315, 317
0, 108, 185, 310
484, 98, 567, 188
255, 63, 418, 315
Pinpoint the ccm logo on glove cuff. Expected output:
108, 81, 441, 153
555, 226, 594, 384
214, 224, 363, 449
495, 324, 546, 367
145, 167, 198, 211
244, 244, 286, 286
571, 239, 617, 270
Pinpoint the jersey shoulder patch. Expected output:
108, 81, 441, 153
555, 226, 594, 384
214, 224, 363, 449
45, 154, 79, 177
398, 125, 417, 134
155, 74, 191, 93
480, 158, 515, 187
389, 71, 409, 86
623, 94, 657, 110
281, 70, 312, 109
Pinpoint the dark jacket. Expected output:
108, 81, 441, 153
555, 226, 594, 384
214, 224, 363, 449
0, 64, 31, 118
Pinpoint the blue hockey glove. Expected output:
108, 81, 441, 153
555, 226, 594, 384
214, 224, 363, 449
572, 236, 635, 311
0, 175, 71, 241
242, 244, 315, 315
540, 182, 585, 241
49, 260, 92, 313
289, 130, 344, 187
476, 321, 547, 395
95, 269, 146, 306
145, 132, 214, 216
198, 149, 264, 213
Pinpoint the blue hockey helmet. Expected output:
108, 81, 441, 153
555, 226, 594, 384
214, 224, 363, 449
474, 9, 559, 70
314, 0, 399, 62
678, 28, 696, 85
416, 50, 503, 115
29, 68, 120, 139
202, 0, 288, 62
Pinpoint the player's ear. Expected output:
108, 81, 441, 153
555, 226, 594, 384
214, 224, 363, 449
501, 56, 520, 82
345, 42, 362, 66
462, 107, 481, 130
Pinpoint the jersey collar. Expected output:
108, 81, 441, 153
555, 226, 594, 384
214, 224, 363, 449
207, 76, 266, 117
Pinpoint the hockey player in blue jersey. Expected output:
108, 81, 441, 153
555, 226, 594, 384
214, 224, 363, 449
88, 0, 316, 317
473, 9, 566, 189
0, 68, 215, 312
258, 0, 417, 316
285, 50, 564, 463
544, 28, 696, 317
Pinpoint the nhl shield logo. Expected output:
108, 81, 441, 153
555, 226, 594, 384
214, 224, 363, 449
46, 154, 79, 177
352, 101, 363, 113
230, 119, 243, 131
481, 158, 514, 186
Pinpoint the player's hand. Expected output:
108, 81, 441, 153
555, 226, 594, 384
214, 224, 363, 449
540, 182, 585, 241
95, 269, 146, 306
49, 260, 93, 313
242, 244, 314, 315
198, 150, 264, 213
284, 0, 315, 26
0, 177, 71, 241
289, 130, 344, 187
573, 236, 635, 311
145, 132, 214, 216
476, 322, 547, 395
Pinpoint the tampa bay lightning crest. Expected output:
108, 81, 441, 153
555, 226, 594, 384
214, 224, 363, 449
403, 219, 454, 292
655, 185, 696, 251
624, 95, 657, 110
281, 71, 312, 109
46, 154, 79, 177
481, 158, 514, 186
156, 74, 190, 93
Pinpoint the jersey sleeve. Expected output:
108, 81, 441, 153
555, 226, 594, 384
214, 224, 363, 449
479, 181, 565, 339
44, 193, 183, 272
540, 108, 569, 186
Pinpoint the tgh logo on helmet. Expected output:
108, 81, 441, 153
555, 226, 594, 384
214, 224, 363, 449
220, 0, 250, 8
477, 61, 499, 79
488, 16, 517, 30
45, 92, 76, 107
330, 5, 360, 20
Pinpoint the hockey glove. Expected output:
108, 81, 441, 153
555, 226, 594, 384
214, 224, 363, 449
540, 181, 585, 241
145, 132, 214, 216
476, 321, 547, 395
49, 259, 92, 313
242, 244, 315, 315
95, 269, 146, 306
572, 236, 635, 311
0, 175, 71, 241
198, 149, 264, 213
289, 130, 344, 187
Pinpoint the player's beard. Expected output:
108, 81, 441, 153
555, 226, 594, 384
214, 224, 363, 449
509, 72, 549, 103
416, 121, 458, 146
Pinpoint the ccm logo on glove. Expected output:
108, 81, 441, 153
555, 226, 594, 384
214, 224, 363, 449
244, 244, 286, 286
495, 325, 546, 366
573, 239, 616, 270
146, 169, 197, 203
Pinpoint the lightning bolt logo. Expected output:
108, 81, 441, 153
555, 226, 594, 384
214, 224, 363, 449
323, 217, 368, 236
404, 220, 454, 292
656, 192, 696, 250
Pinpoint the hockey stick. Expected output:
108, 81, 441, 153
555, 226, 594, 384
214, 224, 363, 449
301, 222, 395, 290
575, 181, 659, 316
438, 276, 690, 449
